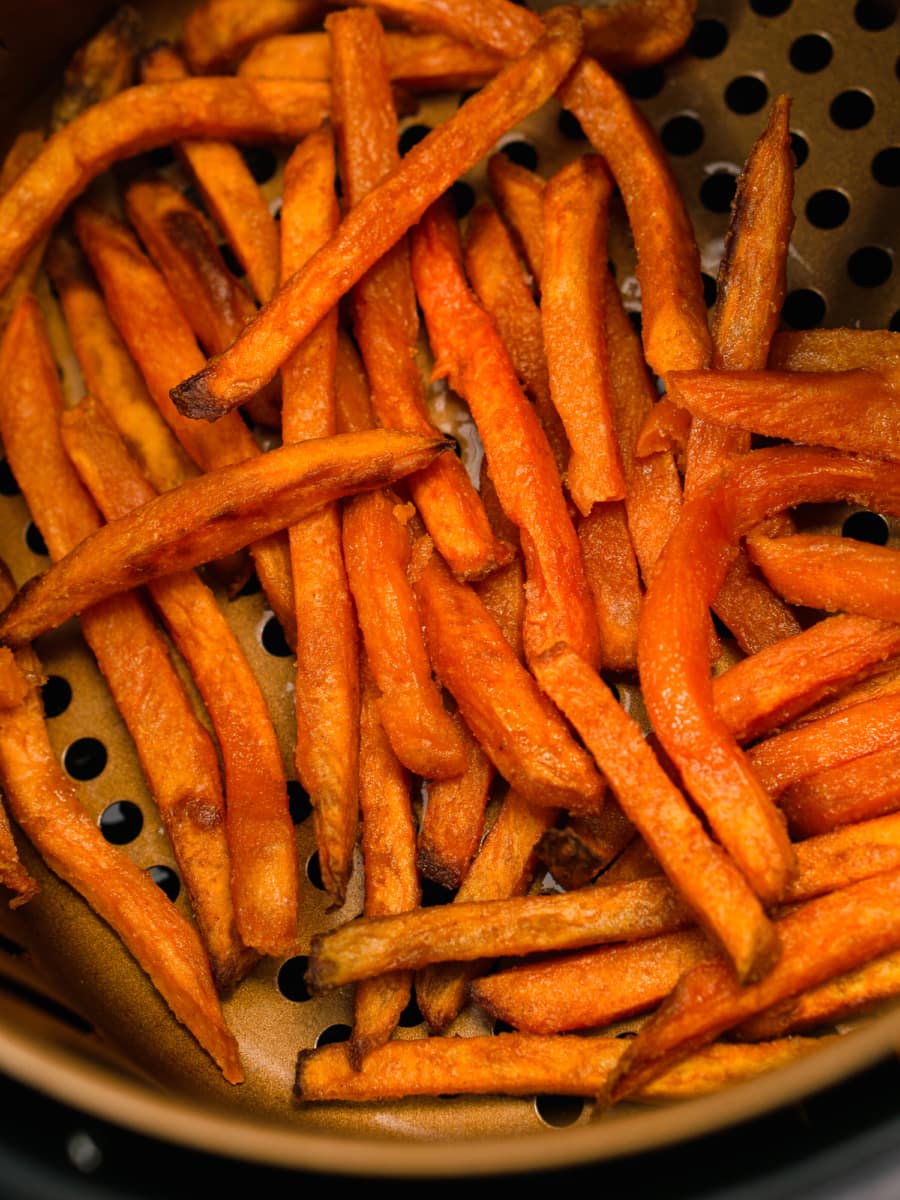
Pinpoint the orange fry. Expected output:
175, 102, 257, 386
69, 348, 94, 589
537, 800, 637, 891
410, 540, 603, 813
0, 429, 449, 650
747, 531, 900, 624
295, 1031, 826, 1104
781, 745, 900, 837
578, 502, 642, 672
50, 4, 141, 131
139, 43, 283, 304
352, 662, 419, 1066
61, 395, 295, 962
532, 644, 779, 984
769, 328, 900, 373
671, 368, 900, 464
169, 8, 585, 417
343, 490, 467, 780
0, 76, 329, 294
411, 196, 599, 669
542, 153, 625, 512
181, 0, 325, 72
279, 126, 360, 909
748, 693, 900, 797
711, 613, 900, 743
329, 5, 506, 581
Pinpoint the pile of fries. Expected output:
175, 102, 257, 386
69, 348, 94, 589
0, 0, 898, 1119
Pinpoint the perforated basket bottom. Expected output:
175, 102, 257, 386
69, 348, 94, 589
0, 0, 898, 1177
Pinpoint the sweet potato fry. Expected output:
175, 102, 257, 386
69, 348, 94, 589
486, 152, 545, 283
60, 395, 294, 962
0, 76, 329, 294
352, 661, 419, 1067
409, 539, 603, 813
139, 43, 283, 304
0, 130, 47, 333
411, 196, 599, 669
50, 4, 141, 131
44, 232, 197, 494
463, 200, 568, 475
748, 693, 900, 797
711, 614, 900, 743
746, 531, 900, 623
0, 429, 449, 650
787, 659, 900, 729
531, 644, 779, 984
416, 710, 494, 891
295, 1031, 827, 1103
169, 7, 585, 417
307, 874, 693, 995
536, 800, 637, 891
0, 598, 242, 1084
415, 788, 558, 1032
638, 447, 900, 907
769, 328, 900, 373
182, 0, 325, 72
781, 745, 900, 837
672, 368, 900, 464
472, 460, 526, 661
74, 203, 293, 632
334, 328, 376, 436
241, 29, 504, 90
0, 297, 248, 986
343, 492, 467, 780
578, 502, 642, 672
278, 127, 360, 909
542, 154, 625, 513
607, 869, 900, 1104
329, 5, 507, 581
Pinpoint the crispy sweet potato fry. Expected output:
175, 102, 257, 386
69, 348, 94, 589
0, 297, 248, 986
638, 447, 900, 907
747, 531, 900, 623
781, 745, 900, 837
241, 29, 504, 90
307, 875, 692, 995
182, 0, 325, 72
578, 502, 642, 672
45, 232, 197, 494
139, 43, 283, 304
330, 5, 507, 581
61, 395, 294, 962
352, 661, 419, 1066
487, 153, 545, 283
748, 693, 900, 797
415, 788, 558, 1032
787, 659, 900, 729
295, 1031, 827, 1103
278, 126, 360, 909
409, 539, 603, 812
769, 328, 900, 373
542, 154, 625, 513
607, 870, 900, 1104
536, 800, 637, 891
711, 614, 900, 743
50, 5, 141, 131
343, 492, 467, 780
411, 196, 600, 669
0, 77, 329, 294
0, 429, 449, 650
672, 368, 900, 464
532, 644, 779, 984
169, 8, 585, 417
0, 130, 47, 333
0, 595, 242, 1083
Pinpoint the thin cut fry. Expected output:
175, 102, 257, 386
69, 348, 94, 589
169, 8, 585, 417
781, 744, 900, 837
0, 429, 449, 650
769, 328, 900, 373
0, 76, 329, 293
536, 800, 636, 891
746, 531, 900, 624
50, 5, 141, 131
409, 539, 604, 813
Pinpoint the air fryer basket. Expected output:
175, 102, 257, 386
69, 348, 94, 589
0, 0, 897, 1179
